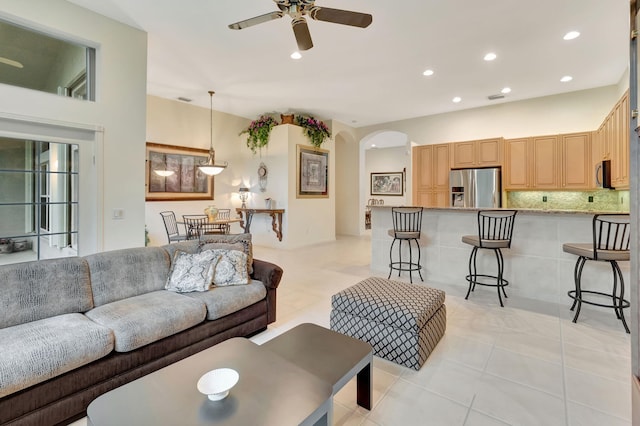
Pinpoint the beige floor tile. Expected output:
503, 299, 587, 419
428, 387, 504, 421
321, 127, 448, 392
471, 374, 566, 426
564, 367, 631, 420
566, 401, 631, 426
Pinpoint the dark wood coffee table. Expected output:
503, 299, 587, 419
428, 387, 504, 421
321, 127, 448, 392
261, 323, 373, 410
87, 338, 332, 426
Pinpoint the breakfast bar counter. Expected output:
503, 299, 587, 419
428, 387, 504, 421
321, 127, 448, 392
370, 206, 630, 307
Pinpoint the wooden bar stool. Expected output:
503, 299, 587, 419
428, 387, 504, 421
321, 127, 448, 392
462, 210, 517, 307
563, 214, 630, 333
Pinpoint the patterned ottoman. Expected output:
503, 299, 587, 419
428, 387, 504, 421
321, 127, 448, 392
330, 277, 446, 370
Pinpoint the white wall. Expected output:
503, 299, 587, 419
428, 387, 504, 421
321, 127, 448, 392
365, 147, 409, 206
0, 0, 147, 252
334, 127, 360, 236
145, 95, 251, 246
356, 85, 621, 145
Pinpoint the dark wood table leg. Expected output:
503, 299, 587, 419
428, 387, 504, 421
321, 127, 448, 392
356, 362, 372, 410
244, 210, 254, 234
269, 212, 283, 241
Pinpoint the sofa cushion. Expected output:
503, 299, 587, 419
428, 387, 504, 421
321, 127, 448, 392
212, 250, 249, 286
85, 247, 170, 306
0, 313, 114, 398
84, 290, 206, 352
165, 250, 221, 293
199, 233, 253, 274
183, 280, 266, 320
162, 234, 254, 274
0, 257, 93, 328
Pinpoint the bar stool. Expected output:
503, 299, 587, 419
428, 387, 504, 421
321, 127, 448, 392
563, 214, 630, 333
462, 210, 517, 307
387, 207, 423, 283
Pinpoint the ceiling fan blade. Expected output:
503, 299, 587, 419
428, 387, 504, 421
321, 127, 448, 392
228, 11, 284, 30
309, 7, 372, 28
292, 18, 313, 51
0, 56, 23, 69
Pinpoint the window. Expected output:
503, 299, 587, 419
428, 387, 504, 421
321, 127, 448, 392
0, 18, 96, 101
0, 137, 79, 264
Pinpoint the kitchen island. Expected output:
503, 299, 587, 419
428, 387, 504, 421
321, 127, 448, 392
371, 206, 630, 308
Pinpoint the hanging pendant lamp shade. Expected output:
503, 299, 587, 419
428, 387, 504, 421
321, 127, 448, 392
198, 90, 228, 176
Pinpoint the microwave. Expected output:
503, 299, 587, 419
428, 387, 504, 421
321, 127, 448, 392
595, 160, 612, 188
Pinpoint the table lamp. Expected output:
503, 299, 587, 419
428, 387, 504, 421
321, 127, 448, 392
238, 187, 249, 208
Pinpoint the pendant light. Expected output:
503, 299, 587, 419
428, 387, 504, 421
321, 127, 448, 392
198, 90, 228, 176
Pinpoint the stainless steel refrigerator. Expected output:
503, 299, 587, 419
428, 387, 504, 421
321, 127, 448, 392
449, 168, 501, 208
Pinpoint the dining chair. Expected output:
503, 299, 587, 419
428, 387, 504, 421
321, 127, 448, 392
213, 209, 231, 234
160, 211, 188, 244
182, 215, 210, 240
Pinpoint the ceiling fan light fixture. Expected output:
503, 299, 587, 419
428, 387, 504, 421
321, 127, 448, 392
423, 69, 434, 76
290, 51, 302, 59
452, 96, 462, 103
560, 75, 573, 82
198, 90, 228, 176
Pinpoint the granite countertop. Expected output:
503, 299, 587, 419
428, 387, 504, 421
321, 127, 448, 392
369, 206, 629, 215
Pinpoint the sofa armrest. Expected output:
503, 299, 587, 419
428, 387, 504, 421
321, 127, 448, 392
251, 259, 283, 289
251, 258, 283, 324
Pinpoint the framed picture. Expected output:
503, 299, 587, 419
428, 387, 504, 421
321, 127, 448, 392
370, 172, 404, 196
297, 144, 329, 198
145, 142, 214, 201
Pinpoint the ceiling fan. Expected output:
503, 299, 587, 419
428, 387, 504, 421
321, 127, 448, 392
228, 0, 372, 51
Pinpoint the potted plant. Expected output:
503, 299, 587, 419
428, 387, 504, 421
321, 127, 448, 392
295, 115, 331, 148
240, 115, 278, 155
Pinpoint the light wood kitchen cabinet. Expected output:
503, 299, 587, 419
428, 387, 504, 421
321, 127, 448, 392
611, 92, 629, 188
412, 144, 450, 207
451, 138, 503, 169
504, 136, 558, 189
593, 91, 629, 189
560, 132, 591, 189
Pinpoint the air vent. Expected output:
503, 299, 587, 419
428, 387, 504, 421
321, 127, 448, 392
177, 97, 192, 102
487, 94, 505, 100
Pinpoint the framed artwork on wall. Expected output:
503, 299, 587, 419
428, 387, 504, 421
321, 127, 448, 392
297, 144, 329, 198
370, 172, 404, 196
145, 142, 214, 201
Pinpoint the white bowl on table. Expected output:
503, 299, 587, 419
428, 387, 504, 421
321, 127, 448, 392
197, 368, 239, 401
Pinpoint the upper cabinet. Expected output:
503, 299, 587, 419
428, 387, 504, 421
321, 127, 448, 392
412, 144, 450, 207
504, 136, 558, 189
593, 91, 629, 189
451, 138, 503, 169
559, 132, 591, 189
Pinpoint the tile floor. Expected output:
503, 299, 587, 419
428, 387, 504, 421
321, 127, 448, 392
73, 235, 632, 426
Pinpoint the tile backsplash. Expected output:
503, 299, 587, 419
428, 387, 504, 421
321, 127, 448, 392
506, 190, 629, 212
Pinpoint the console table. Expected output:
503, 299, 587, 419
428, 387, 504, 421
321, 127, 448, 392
236, 208, 285, 241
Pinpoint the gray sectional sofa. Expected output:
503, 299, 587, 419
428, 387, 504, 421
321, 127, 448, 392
0, 234, 282, 426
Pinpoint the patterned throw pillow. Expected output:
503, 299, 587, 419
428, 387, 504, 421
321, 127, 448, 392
165, 250, 220, 293
212, 250, 249, 286
198, 233, 253, 274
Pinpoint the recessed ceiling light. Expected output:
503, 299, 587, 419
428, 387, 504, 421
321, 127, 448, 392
483, 52, 497, 61
560, 75, 573, 82
423, 69, 434, 76
371, 144, 376, 148
501, 87, 511, 94
563, 31, 580, 40
452, 97, 462, 103
290, 51, 302, 59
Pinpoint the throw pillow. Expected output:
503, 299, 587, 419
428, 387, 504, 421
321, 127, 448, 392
212, 249, 249, 286
199, 233, 253, 274
165, 250, 220, 293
